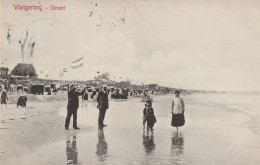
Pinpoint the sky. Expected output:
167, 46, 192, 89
1, 0, 260, 91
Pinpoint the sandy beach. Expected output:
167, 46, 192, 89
0, 93, 260, 165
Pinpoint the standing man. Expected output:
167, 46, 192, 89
97, 85, 109, 128
65, 84, 84, 130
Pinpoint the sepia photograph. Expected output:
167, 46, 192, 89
0, 0, 260, 164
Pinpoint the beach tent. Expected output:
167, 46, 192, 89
31, 85, 44, 95
17, 85, 23, 92
23, 86, 28, 92
61, 84, 69, 91
44, 86, 51, 92
10, 84, 16, 92
55, 83, 61, 90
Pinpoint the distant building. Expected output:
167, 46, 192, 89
147, 84, 159, 89
0, 67, 9, 76
96, 72, 109, 81
10, 63, 38, 78
115, 81, 131, 88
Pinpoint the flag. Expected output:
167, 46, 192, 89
71, 57, 84, 69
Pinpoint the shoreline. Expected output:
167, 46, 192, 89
1, 94, 260, 164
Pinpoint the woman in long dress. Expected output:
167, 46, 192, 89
171, 90, 185, 131
1, 90, 8, 108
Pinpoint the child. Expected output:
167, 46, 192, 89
143, 100, 157, 130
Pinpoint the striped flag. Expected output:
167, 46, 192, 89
71, 57, 84, 69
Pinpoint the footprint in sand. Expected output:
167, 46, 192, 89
20, 118, 26, 119
8, 119, 14, 120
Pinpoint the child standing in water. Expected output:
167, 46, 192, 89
143, 100, 157, 130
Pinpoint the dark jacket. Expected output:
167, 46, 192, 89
82, 92, 88, 100
67, 89, 84, 109
97, 90, 109, 110
143, 107, 157, 124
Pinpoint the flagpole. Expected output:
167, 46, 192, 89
73, 70, 74, 82
77, 70, 78, 81
82, 64, 84, 81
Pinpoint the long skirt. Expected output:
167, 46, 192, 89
1, 98, 7, 104
171, 114, 185, 127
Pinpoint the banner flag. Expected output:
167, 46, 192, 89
71, 57, 84, 69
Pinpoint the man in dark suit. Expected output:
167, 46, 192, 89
97, 86, 109, 128
65, 84, 84, 130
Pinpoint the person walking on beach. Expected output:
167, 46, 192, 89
143, 100, 157, 131
171, 90, 185, 131
97, 85, 109, 128
1, 89, 8, 108
65, 85, 84, 130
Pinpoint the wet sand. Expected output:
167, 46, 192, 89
0, 94, 260, 164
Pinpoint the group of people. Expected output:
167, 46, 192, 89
1, 84, 185, 131
111, 88, 128, 99
142, 90, 185, 131
65, 84, 185, 131
65, 84, 109, 130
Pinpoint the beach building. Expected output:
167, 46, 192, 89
9, 63, 38, 78
115, 81, 131, 88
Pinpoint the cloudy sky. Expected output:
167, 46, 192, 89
1, 0, 260, 91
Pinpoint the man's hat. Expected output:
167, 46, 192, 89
146, 99, 153, 103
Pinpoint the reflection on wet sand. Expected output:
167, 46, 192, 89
66, 135, 78, 165
171, 131, 184, 164
143, 130, 156, 155
96, 127, 108, 161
